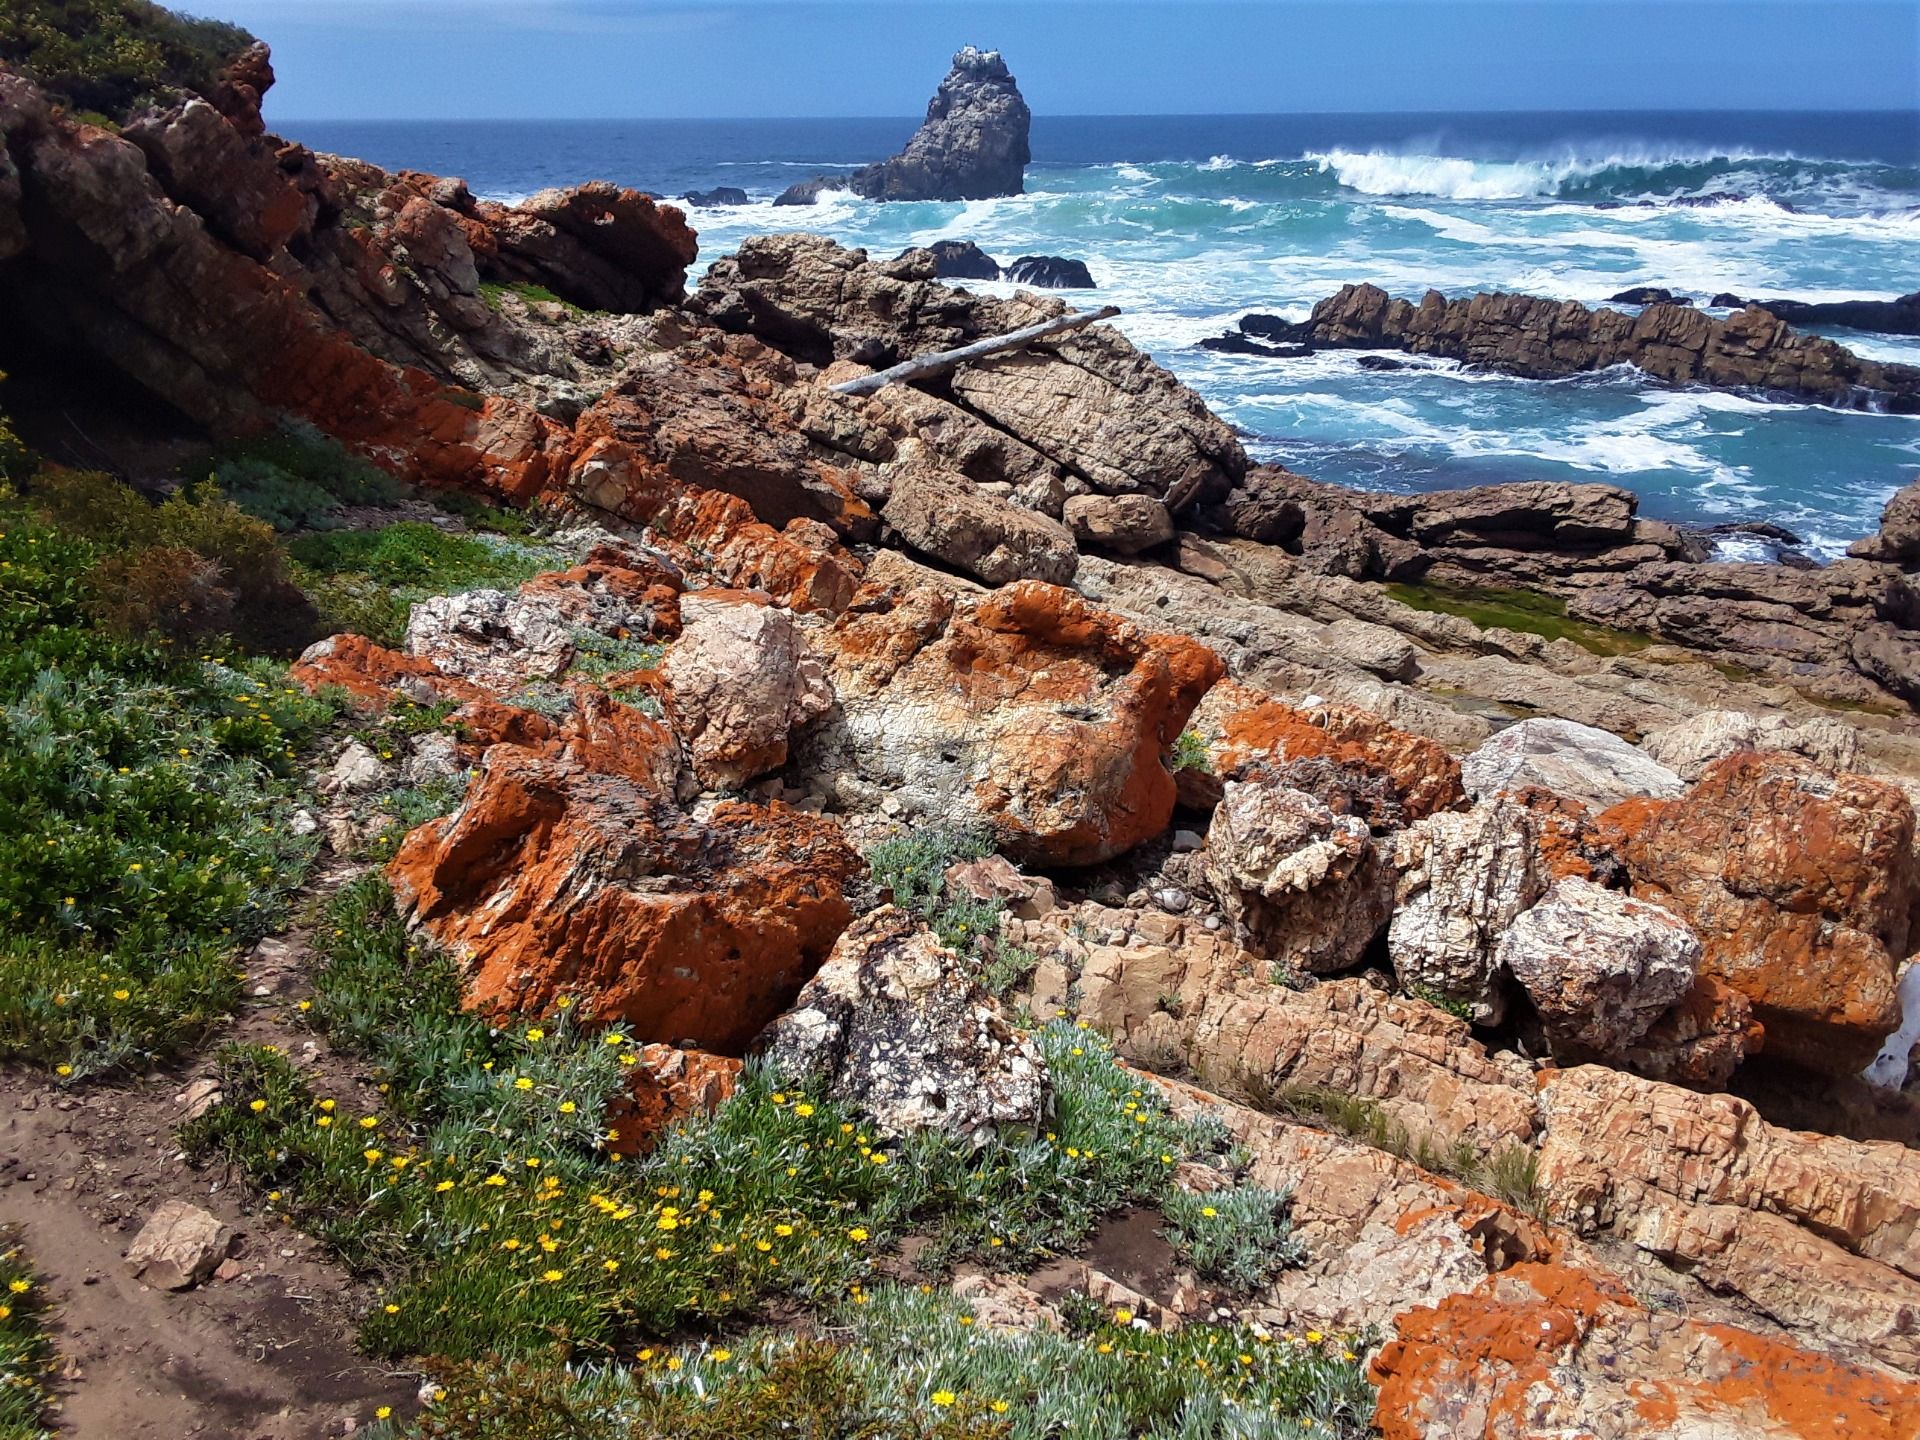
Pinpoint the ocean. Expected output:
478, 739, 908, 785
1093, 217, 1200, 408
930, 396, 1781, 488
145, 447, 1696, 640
285, 111, 1920, 556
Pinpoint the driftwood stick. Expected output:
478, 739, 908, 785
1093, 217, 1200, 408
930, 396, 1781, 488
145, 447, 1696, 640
829, 305, 1122, 396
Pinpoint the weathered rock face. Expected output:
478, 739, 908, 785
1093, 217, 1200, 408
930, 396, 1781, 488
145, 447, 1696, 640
1463, 716, 1685, 812
1534, 1064, 1920, 1375
1389, 798, 1548, 1023
803, 580, 1223, 865
1371, 1262, 1920, 1440
662, 591, 833, 790
1062, 493, 1173, 556
904, 239, 1001, 280
756, 906, 1048, 1140
1850, 477, 1920, 567
692, 235, 1246, 506
1598, 751, 1916, 1075
1205, 779, 1394, 975
843, 47, 1030, 203
1290, 283, 1920, 412
390, 734, 861, 1053
607, 1045, 742, 1156
1498, 876, 1701, 1060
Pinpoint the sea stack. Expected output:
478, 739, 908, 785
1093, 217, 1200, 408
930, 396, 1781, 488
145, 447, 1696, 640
776, 46, 1031, 204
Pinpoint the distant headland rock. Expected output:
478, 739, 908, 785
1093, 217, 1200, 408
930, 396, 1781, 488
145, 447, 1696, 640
775, 46, 1031, 205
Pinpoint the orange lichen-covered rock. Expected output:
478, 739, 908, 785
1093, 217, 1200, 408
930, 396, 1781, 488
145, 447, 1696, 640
288, 633, 480, 710
804, 579, 1223, 865
605, 1045, 742, 1157
1188, 677, 1463, 829
1371, 1261, 1920, 1440
388, 735, 861, 1052
1596, 750, 1917, 1075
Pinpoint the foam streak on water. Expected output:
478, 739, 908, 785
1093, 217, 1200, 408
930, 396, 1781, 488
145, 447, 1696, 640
287, 112, 1920, 551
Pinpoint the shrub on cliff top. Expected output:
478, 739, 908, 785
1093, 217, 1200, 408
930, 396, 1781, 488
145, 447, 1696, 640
1, 0, 255, 119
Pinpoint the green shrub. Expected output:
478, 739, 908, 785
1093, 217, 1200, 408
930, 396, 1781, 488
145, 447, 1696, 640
290, 522, 555, 594
865, 826, 993, 917
1171, 727, 1212, 773
0, 1230, 54, 1440
201, 425, 405, 532
1162, 1185, 1305, 1291
0, 0, 255, 120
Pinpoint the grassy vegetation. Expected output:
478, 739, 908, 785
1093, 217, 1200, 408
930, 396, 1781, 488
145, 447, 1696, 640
1384, 580, 1653, 656
183, 877, 1254, 1363
290, 522, 561, 647
1171, 728, 1212, 774
0, 482, 337, 1078
1237, 1081, 1546, 1220
479, 281, 582, 317
0, 0, 254, 120
864, 826, 1039, 1002
387, 1283, 1375, 1440
1162, 1185, 1305, 1292
199, 424, 405, 533
0, 1232, 53, 1440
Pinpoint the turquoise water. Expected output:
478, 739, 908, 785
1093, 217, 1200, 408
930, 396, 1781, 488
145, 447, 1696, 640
289, 113, 1920, 553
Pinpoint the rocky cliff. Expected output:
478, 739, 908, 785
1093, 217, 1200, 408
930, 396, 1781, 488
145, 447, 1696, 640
7, 36, 1920, 1440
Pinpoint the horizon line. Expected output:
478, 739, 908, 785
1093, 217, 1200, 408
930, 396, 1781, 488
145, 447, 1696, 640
273, 105, 1920, 123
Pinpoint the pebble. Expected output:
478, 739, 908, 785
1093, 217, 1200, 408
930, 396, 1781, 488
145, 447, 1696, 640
1171, 829, 1205, 853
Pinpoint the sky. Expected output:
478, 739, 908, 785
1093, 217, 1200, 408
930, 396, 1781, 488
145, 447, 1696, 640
213, 0, 1920, 120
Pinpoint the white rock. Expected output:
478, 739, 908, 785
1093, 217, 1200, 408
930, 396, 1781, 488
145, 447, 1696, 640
323, 740, 388, 796
663, 593, 834, 790
1462, 717, 1683, 813
1640, 709, 1862, 782
125, 1200, 229, 1290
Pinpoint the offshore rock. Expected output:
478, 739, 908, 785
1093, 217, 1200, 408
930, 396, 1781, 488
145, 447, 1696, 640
1598, 750, 1916, 1075
1371, 1261, 1920, 1440
1205, 779, 1393, 976
1003, 254, 1096, 289
662, 590, 833, 790
803, 580, 1222, 865
1292, 283, 1920, 412
1389, 797, 1548, 1024
1497, 876, 1701, 1060
756, 906, 1048, 1140
848, 47, 1031, 202
909, 239, 1001, 279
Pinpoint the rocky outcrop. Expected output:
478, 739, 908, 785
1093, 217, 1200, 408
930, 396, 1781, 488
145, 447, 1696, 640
1463, 717, 1685, 811
1277, 283, 1920, 412
779, 47, 1030, 204
1388, 798, 1548, 1023
756, 906, 1048, 1140
879, 460, 1078, 584
1749, 289, 1920, 338
1205, 779, 1394, 976
692, 235, 1246, 506
1061, 493, 1173, 556
607, 1046, 742, 1156
1638, 708, 1861, 781
1372, 1262, 1920, 1440
661, 590, 833, 789
390, 734, 861, 1053
906, 239, 1001, 280
1598, 751, 1917, 1075
1850, 477, 1920, 568
802, 580, 1222, 865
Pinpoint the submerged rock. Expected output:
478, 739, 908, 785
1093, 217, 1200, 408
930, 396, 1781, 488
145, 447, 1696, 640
756, 906, 1048, 1140
1004, 254, 1096, 289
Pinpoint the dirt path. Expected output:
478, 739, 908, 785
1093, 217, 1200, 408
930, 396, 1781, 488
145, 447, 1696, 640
0, 864, 416, 1439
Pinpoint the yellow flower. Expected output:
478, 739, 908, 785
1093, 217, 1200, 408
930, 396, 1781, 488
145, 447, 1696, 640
514, 1077, 534, 1091
484, 1174, 507, 1187
1113, 1308, 1135, 1325
1306, 1330, 1324, 1344
754, 1240, 772, 1253
436, 1180, 455, 1193
771, 1092, 787, 1105
654, 1246, 674, 1261
603, 1033, 625, 1046
54, 1065, 72, 1077
558, 1101, 577, 1114
359, 1116, 378, 1130
1201, 1206, 1218, 1218
0, 1306, 10, 1320
7, 1279, 29, 1294
774, 1223, 794, 1237
848, 1227, 869, 1243
794, 1102, 815, 1117
665, 1356, 682, 1371
603, 1259, 620, 1273
384, 1304, 401, 1315
249, 1099, 268, 1113
991, 1400, 1010, 1414
316, 1116, 333, 1128
376, 1406, 392, 1420
318, 1099, 336, 1112
711, 1348, 732, 1362
501, 1239, 521, 1250
541, 1269, 564, 1283
931, 1391, 956, 1407
112, 988, 130, 1001
363, 1149, 382, 1163
526, 1028, 545, 1042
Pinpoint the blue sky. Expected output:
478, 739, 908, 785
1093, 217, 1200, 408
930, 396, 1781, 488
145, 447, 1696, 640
217, 0, 1920, 120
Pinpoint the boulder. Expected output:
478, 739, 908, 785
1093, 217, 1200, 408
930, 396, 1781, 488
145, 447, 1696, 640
662, 591, 833, 789
1205, 779, 1393, 976
1004, 255, 1095, 289
802, 580, 1222, 865
607, 1045, 742, 1155
943, 854, 1057, 920
1062, 493, 1174, 555
1462, 717, 1684, 813
1596, 751, 1917, 1075
845, 47, 1030, 201
1611, 974, 1758, 1088
1389, 798, 1548, 1023
389, 730, 861, 1053
1638, 708, 1861, 781
125, 1201, 230, 1290
880, 462, 1079, 585
1497, 876, 1701, 1059
1849, 477, 1920, 567
1371, 1262, 1920, 1440
756, 906, 1048, 1140
679, 187, 748, 207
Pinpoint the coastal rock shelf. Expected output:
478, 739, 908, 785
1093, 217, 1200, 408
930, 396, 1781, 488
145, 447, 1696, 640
6, 26, 1920, 1440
